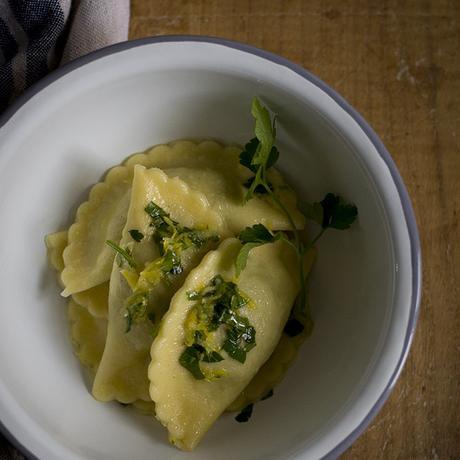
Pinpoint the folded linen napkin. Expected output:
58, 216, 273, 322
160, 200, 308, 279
0, 0, 130, 112
0, 2, 130, 457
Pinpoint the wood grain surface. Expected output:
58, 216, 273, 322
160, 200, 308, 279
130, 1, 460, 458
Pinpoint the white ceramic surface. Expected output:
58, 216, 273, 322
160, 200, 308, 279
0, 37, 420, 460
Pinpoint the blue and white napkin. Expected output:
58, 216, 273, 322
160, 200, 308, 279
0, 0, 130, 112
0, 2, 130, 457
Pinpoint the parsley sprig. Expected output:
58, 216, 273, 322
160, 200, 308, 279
237, 98, 358, 335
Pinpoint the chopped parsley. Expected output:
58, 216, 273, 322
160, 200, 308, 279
106, 201, 219, 332
138, 201, 218, 289
105, 240, 136, 268
178, 344, 206, 380
236, 97, 358, 333
179, 275, 255, 379
128, 229, 144, 242
123, 292, 148, 333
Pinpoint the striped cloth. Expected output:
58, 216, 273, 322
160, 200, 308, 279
0, 0, 130, 112
0, 1, 130, 456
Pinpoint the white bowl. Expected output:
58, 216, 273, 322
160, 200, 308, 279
0, 37, 421, 460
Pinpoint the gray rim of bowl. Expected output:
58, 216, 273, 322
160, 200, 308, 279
0, 35, 421, 460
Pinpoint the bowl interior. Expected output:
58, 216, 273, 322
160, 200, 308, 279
0, 40, 413, 460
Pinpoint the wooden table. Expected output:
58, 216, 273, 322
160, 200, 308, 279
130, 1, 460, 458
1, 1, 458, 459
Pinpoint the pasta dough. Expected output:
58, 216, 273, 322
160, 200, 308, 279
45, 230, 68, 274
164, 167, 304, 233
72, 283, 109, 319
68, 299, 107, 375
227, 247, 317, 411
59, 140, 304, 297
45, 229, 110, 318
47, 137, 317, 451
92, 165, 222, 403
48, 226, 309, 414
61, 167, 132, 296
149, 238, 299, 451
60, 141, 240, 297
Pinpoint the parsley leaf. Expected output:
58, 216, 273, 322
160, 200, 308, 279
235, 224, 279, 277
240, 138, 279, 174
222, 315, 256, 364
239, 98, 279, 201
235, 243, 262, 277
252, 97, 275, 164
320, 193, 358, 230
179, 345, 205, 380
301, 194, 358, 231
235, 403, 253, 423
128, 229, 144, 242
201, 350, 224, 363
238, 223, 276, 244
239, 138, 259, 173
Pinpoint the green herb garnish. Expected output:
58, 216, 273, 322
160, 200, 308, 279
301, 193, 358, 233
222, 314, 256, 363
128, 229, 144, 242
106, 201, 219, 332
179, 275, 255, 379
105, 240, 137, 268
179, 345, 206, 380
237, 97, 358, 333
123, 292, 148, 333
235, 224, 280, 277
138, 202, 218, 289
235, 403, 253, 423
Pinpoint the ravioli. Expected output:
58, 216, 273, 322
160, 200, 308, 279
45, 230, 68, 274
68, 299, 107, 375
61, 167, 132, 296
227, 247, 317, 411
59, 141, 241, 296
59, 140, 304, 298
72, 283, 109, 318
149, 238, 299, 451
92, 165, 222, 403
46, 119, 333, 452
165, 167, 304, 233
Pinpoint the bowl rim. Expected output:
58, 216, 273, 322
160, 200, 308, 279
0, 35, 422, 460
